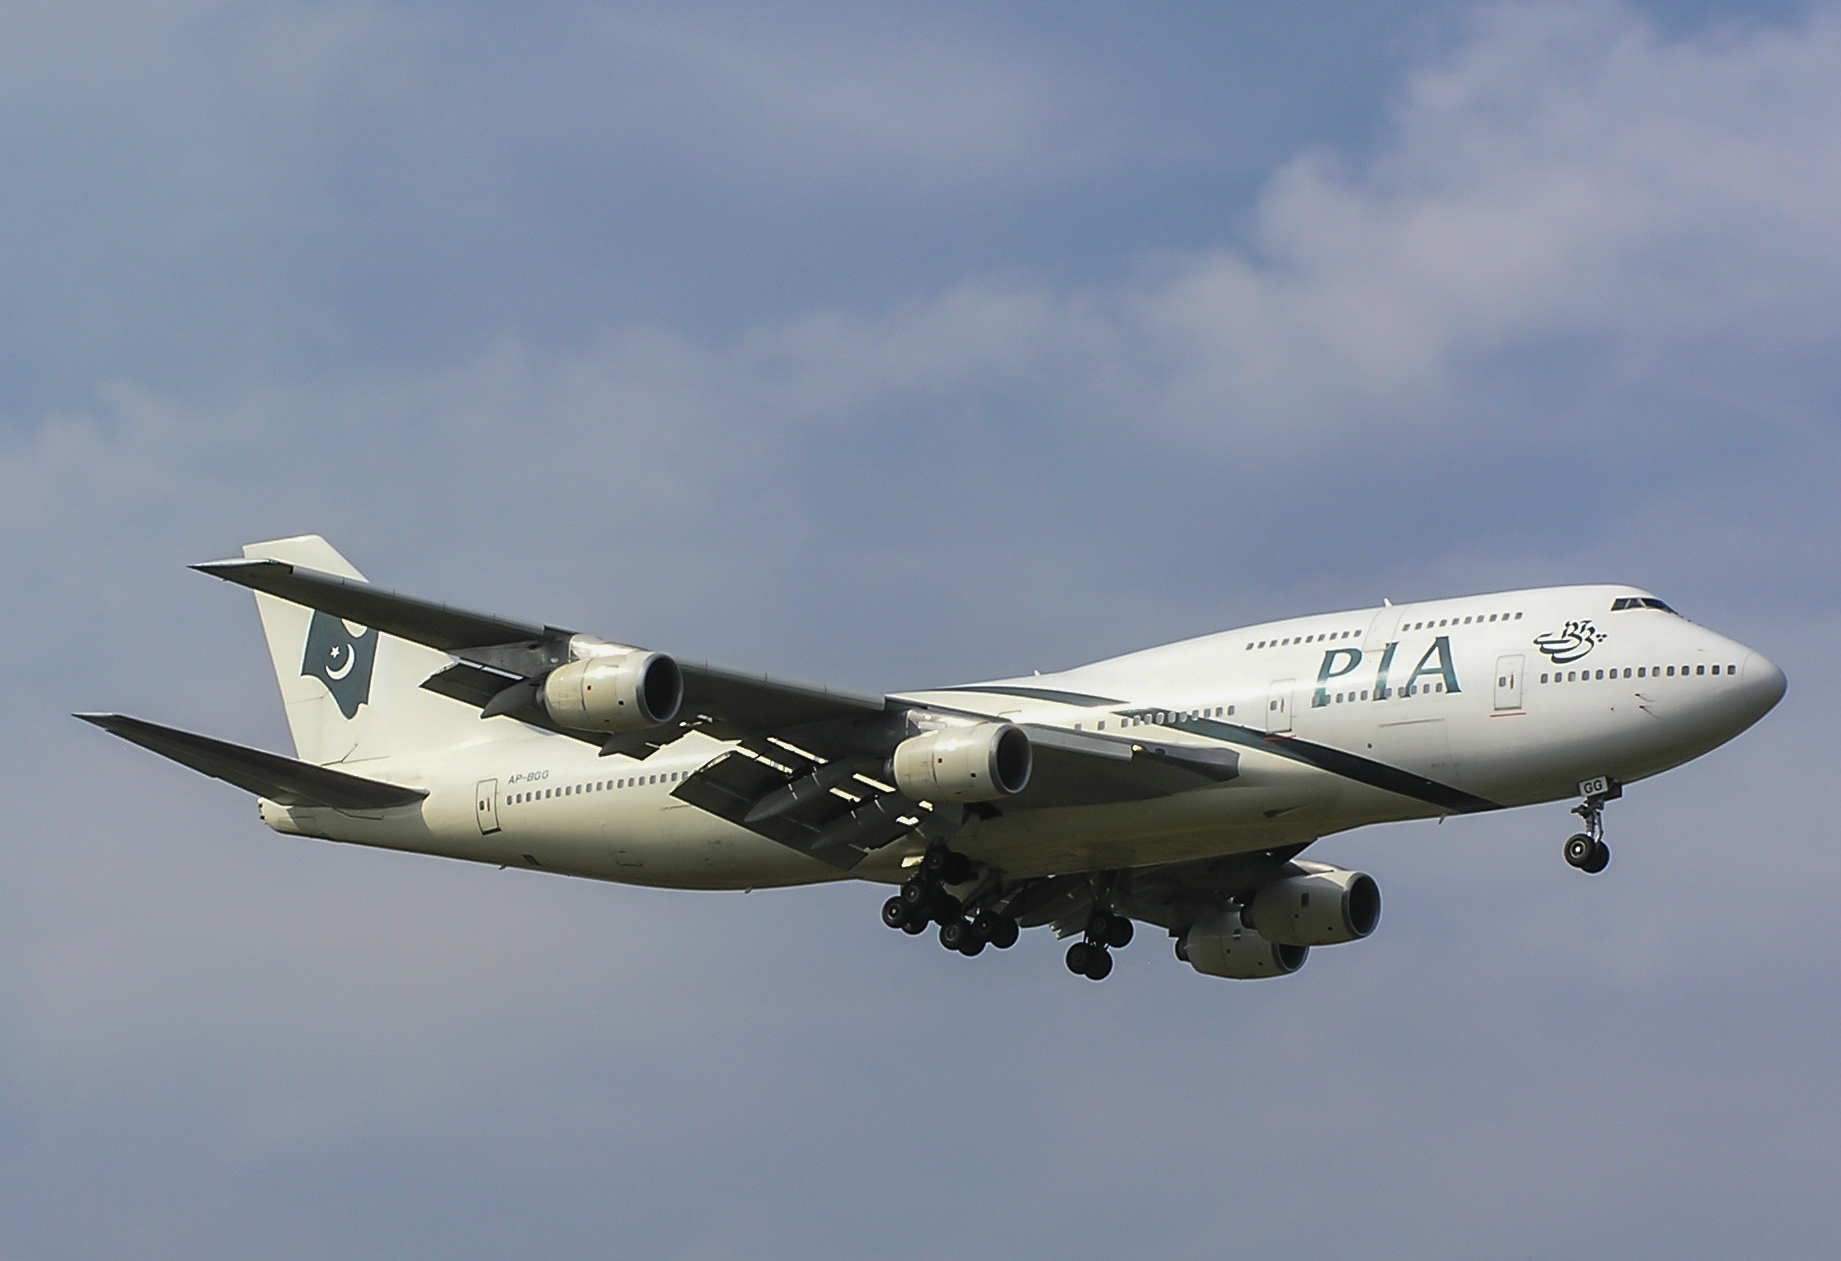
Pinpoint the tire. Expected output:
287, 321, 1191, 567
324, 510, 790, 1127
901, 916, 928, 935
1065, 941, 1095, 975
958, 935, 987, 957
1104, 916, 1134, 949
1083, 948, 1114, 981
900, 881, 930, 907
988, 917, 1020, 949
881, 897, 908, 928
1564, 833, 1596, 868
1582, 840, 1611, 874
921, 848, 949, 879
940, 919, 970, 951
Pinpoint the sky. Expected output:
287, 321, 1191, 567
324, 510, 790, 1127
2, 1, 1839, 1257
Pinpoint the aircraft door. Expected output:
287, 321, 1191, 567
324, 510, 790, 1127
1266, 680, 1294, 733
475, 778, 501, 835
1493, 655, 1524, 712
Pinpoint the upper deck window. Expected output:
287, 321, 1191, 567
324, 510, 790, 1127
1611, 597, 1679, 614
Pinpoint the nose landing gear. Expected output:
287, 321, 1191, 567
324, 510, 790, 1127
1564, 780, 1620, 874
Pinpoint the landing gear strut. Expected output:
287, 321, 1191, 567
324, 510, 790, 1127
1564, 780, 1619, 874
880, 844, 1018, 957
1065, 908, 1134, 981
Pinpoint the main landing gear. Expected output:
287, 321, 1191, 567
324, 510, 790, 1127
1065, 909, 1134, 982
880, 845, 1019, 957
1563, 780, 1620, 874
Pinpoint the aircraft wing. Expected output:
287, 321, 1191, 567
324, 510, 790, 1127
193, 558, 892, 755
194, 553, 1240, 870
673, 724, 1238, 871
77, 713, 428, 810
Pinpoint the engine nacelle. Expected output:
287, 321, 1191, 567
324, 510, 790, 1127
1243, 864, 1381, 947
890, 722, 1032, 803
1177, 909, 1308, 979
540, 652, 682, 732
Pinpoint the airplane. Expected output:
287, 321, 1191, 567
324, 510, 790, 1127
79, 535, 1786, 982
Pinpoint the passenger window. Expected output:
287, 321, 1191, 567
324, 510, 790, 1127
1487, 614, 1497, 622
1666, 666, 1675, 676
1595, 670, 1603, 680
1228, 705, 1236, 715
1696, 665, 1706, 675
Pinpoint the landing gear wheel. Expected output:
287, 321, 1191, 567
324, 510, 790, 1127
881, 897, 909, 928
1066, 941, 1112, 980
939, 919, 973, 952
900, 881, 929, 908
1103, 916, 1134, 949
1566, 781, 1620, 873
975, 912, 1019, 950
901, 915, 928, 935
958, 933, 987, 957
921, 847, 949, 879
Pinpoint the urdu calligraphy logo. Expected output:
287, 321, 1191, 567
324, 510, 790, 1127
1532, 619, 1607, 665
301, 610, 379, 718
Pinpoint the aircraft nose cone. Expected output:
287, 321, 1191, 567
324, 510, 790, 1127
1741, 651, 1787, 719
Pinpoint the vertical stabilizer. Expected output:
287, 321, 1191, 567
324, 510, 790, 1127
241, 536, 489, 766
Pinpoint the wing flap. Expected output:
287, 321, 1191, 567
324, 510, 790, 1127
77, 714, 428, 811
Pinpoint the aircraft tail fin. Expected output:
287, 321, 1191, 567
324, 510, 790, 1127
231, 535, 495, 766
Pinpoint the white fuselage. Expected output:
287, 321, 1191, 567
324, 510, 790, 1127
257, 585, 1785, 890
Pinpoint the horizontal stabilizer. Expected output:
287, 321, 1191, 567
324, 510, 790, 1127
75, 714, 428, 811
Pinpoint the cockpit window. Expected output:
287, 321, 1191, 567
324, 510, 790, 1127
1611, 596, 1678, 614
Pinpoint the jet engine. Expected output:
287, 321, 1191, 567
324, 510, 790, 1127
540, 651, 683, 732
1242, 864, 1381, 947
1177, 909, 1308, 979
890, 722, 1032, 803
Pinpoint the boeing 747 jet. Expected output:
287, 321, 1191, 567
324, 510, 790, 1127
80, 536, 1785, 982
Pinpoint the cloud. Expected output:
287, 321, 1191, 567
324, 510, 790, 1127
3, 4, 1841, 1256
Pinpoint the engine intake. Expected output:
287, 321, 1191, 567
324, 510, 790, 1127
890, 722, 1032, 803
1243, 864, 1381, 947
541, 652, 682, 732
1178, 909, 1308, 979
